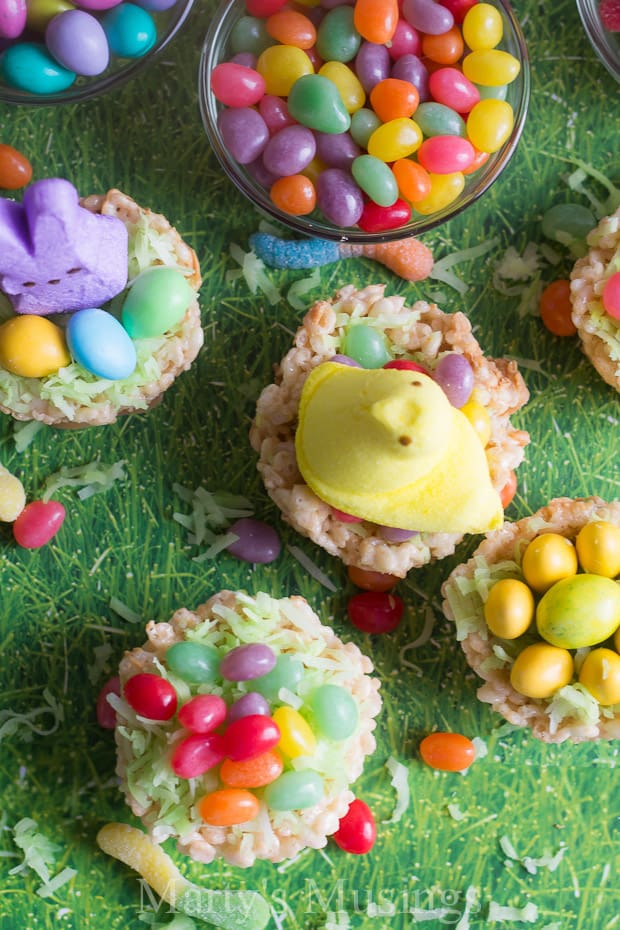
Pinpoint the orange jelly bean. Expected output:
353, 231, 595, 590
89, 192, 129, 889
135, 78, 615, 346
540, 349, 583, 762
370, 78, 419, 122
353, 0, 398, 44
499, 469, 517, 509
270, 174, 317, 215
347, 565, 399, 592
540, 279, 576, 337
461, 148, 490, 175
220, 750, 284, 788
265, 9, 316, 49
421, 26, 464, 65
392, 158, 432, 202
419, 732, 476, 772
0, 144, 33, 190
198, 788, 260, 826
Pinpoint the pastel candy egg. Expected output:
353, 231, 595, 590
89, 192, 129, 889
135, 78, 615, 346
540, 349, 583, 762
1, 41, 76, 93
46, 9, 109, 75
121, 267, 193, 338
101, 2, 156, 57
0, 0, 26, 39
73, 0, 121, 8
27, 0, 74, 31
0, 315, 70, 377
133, 0, 177, 10
67, 308, 137, 380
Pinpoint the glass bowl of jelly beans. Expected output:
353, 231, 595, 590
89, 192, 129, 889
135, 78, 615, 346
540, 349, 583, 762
576, 0, 620, 83
198, 0, 530, 242
0, 0, 194, 104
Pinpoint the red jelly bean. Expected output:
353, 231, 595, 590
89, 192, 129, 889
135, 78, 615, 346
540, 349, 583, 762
245, 0, 287, 16
177, 694, 227, 733
440, 0, 478, 23
347, 565, 398, 592
419, 732, 476, 771
222, 713, 280, 761
499, 469, 517, 509
332, 507, 364, 523
210, 62, 266, 107
383, 359, 427, 373
0, 144, 33, 190
124, 673, 178, 721
171, 732, 226, 778
358, 198, 412, 232
13, 500, 65, 549
96, 676, 120, 729
332, 798, 376, 854
347, 591, 404, 634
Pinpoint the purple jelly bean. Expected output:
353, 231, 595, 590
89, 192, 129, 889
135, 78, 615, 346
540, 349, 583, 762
433, 353, 474, 408
230, 51, 257, 68
402, 0, 454, 34
218, 107, 269, 165
316, 168, 364, 227
246, 156, 279, 189
330, 353, 362, 367
355, 41, 391, 93
391, 54, 429, 101
228, 691, 271, 723
379, 526, 418, 542
220, 643, 277, 681
226, 517, 281, 563
259, 94, 296, 134
314, 131, 361, 169
262, 125, 316, 177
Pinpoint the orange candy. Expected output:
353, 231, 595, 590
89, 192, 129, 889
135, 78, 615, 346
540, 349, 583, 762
198, 788, 260, 826
499, 469, 517, 509
270, 174, 317, 215
0, 144, 32, 190
392, 158, 432, 202
419, 732, 476, 772
461, 148, 490, 175
220, 750, 284, 788
421, 26, 464, 65
353, 0, 398, 44
540, 279, 576, 336
347, 565, 399, 592
370, 78, 419, 122
265, 9, 316, 48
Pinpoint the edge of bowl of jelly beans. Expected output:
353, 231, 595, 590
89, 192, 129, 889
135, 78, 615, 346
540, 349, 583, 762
576, 0, 620, 84
198, 0, 530, 243
0, 0, 195, 105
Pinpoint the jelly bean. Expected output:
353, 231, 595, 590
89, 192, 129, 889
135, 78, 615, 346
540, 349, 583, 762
350, 107, 381, 147
466, 98, 513, 152
484, 577, 535, 640
121, 267, 193, 339
265, 9, 316, 48
220, 643, 276, 682
462, 148, 490, 174
273, 706, 316, 758
222, 714, 280, 761
0, 315, 70, 378
332, 798, 376, 853
1, 41, 76, 93
419, 732, 476, 771
246, 0, 287, 16
309, 683, 358, 739
316, 5, 360, 62
230, 15, 273, 56
603, 272, 620, 320
319, 60, 365, 112
45, 9, 109, 75
67, 308, 136, 380
353, 0, 397, 43
392, 158, 432, 202
13, 499, 65, 549
256, 44, 313, 96
441, 0, 477, 23
367, 117, 422, 160
475, 82, 507, 101
210, 62, 266, 107
301, 155, 326, 185
347, 591, 404, 633
263, 769, 324, 810
270, 174, 317, 214
123, 673, 177, 721
358, 197, 412, 232
0, 0, 26, 38
462, 48, 520, 86
198, 788, 260, 826
262, 124, 316, 176
220, 749, 283, 788
230, 51, 257, 67
259, 94, 296, 133
499, 469, 517, 509
413, 171, 464, 214
539, 280, 576, 336
390, 53, 429, 100
354, 40, 391, 93
314, 130, 361, 168
27, 0, 74, 32
347, 565, 398, 592
253, 654, 304, 700
462, 2, 503, 50
332, 507, 364, 521
351, 154, 398, 206
177, 694, 227, 733
541, 203, 596, 245
226, 517, 281, 563
428, 67, 480, 113
579, 648, 620, 706
432, 352, 474, 407
521, 533, 578, 594
101, 3, 155, 57
417, 135, 474, 173
510, 642, 574, 699
96, 676, 120, 729
401, 0, 454, 35
460, 398, 491, 446
228, 691, 271, 722
369, 78, 419, 122
315, 168, 363, 226
378, 525, 417, 542
287, 74, 351, 133
414, 101, 466, 137
388, 18, 421, 58
0, 469, 25, 522
171, 732, 226, 778
421, 25, 463, 65
343, 323, 390, 367
165, 642, 220, 683
220, 107, 269, 164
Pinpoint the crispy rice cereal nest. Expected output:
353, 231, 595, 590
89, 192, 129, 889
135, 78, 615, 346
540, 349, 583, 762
570, 206, 620, 392
0, 189, 203, 427
250, 284, 530, 578
442, 496, 620, 743
115, 590, 381, 868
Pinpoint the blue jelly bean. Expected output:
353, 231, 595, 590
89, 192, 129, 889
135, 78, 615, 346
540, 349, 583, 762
249, 233, 340, 270
101, 3, 156, 58
1, 42, 76, 93
316, 168, 364, 226
218, 107, 269, 164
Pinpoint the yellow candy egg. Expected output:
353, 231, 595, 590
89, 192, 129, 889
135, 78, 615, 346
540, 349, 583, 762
521, 533, 578, 593
0, 468, 26, 522
510, 642, 574, 699
0, 315, 70, 378
578, 647, 620, 705
272, 706, 316, 758
536, 573, 620, 649
483, 578, 535, 639
575, 520, 620, 578
460, 399, 491, 447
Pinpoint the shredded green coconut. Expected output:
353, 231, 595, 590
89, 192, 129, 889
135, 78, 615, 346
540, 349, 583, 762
42, 459, 126, 502
9, 819, 76, 899
0, 689, 64, 743
487, 901, 538, 923
287, 268, 321, 311
382, 756, 410, 824
228, 242, 281, 306
13, 420, 43, 452
172, 483, 254, 559
109, 597, 143, 625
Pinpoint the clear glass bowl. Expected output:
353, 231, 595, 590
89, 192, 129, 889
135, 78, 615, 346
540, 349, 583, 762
576, 0, 620, 83
0, 0, 194, 106
198, 0, 530, 244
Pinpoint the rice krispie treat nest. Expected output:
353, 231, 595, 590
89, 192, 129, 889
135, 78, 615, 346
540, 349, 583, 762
442, 497, 620, 743
251, 284, 530, 578
570, 206, 620, 392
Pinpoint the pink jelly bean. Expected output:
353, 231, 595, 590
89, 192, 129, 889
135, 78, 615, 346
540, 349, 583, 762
13, 500, 65, 549
417, 135, 475, 173
210, 62, 266, 107
259, 94, 297, 133
96, 676, 120, 729
603, 272, 620, 320
358, 197, 412, 232
388, 18, 421, 58
178, 694, 227, 733
332, 507, 364, 523
428, 67, 480, 113
171, 732, 226, 778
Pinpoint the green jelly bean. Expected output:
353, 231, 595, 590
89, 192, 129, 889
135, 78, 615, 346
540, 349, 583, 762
316, 6, 360, 63
288, 74, 351, 134
414, 102, 467, 138
121, 267, 194, 339
475, 82, 507, 101
230, 15, 273, 56
263, 769, 324, 811
351, 155, 398, 207
343, 323, 391, 368
254, 654, 304, 700
308, 684, 359, 740
166, 642, 221, 683
350, 108, 382, 149
541, 203, 596, 246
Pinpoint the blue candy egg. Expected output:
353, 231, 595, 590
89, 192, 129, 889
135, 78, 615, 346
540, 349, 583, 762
46, 10, 110, 77
0, 41, 76, 93
101, 3, 156, 58
67, 308, 137, 380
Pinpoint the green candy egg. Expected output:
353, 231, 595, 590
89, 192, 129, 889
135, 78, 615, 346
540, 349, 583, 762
308, 684, 358, 740
121, 267, 193, 339
253, 654, 303, 700
343, 323, 391, 368
536, 574, 620, 649
165, 642, 220, 683
263, 770, 324, 811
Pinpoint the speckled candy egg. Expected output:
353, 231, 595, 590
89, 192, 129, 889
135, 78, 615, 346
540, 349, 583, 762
46, 9, 109, 75
67, 308, 137, 380
0, 0, 26, 39
101, 2, 156, 57
121, 267, 193, 338
1, 41, 76, 93
0, 315, 70, 377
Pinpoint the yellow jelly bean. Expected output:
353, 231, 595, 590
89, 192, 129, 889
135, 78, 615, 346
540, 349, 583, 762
575, 520, 620, 578
578, 647, 620, 705
367, 117, 423, 161
510, 642, 574, 699
256, 45, 314, 97
272, 705, 316, 758
462, 3, 503, 50
462, 48, 521, 86
411, 171, 464, 215
521, 533, 578, 593
302, 155, 328, 185
466, 99, 514, 153
0, 468, 26, 522
0, 315, 70, 378
483, 578, 535, 639
319, 61, 366, 114
460, 398, 491, 447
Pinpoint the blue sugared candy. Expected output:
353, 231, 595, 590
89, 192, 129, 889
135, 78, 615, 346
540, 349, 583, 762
101, 1, 155, 57
46, 9, 110, 76
67, 307, 137, 380
1, 40, 76, 92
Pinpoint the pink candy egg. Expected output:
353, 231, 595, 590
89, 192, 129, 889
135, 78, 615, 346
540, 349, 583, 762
0, 0, 26, 39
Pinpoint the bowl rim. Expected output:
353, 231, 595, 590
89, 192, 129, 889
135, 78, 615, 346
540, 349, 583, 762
575, 0, 620, 85
0, 0, 195, 107
198, 0, 531, 244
